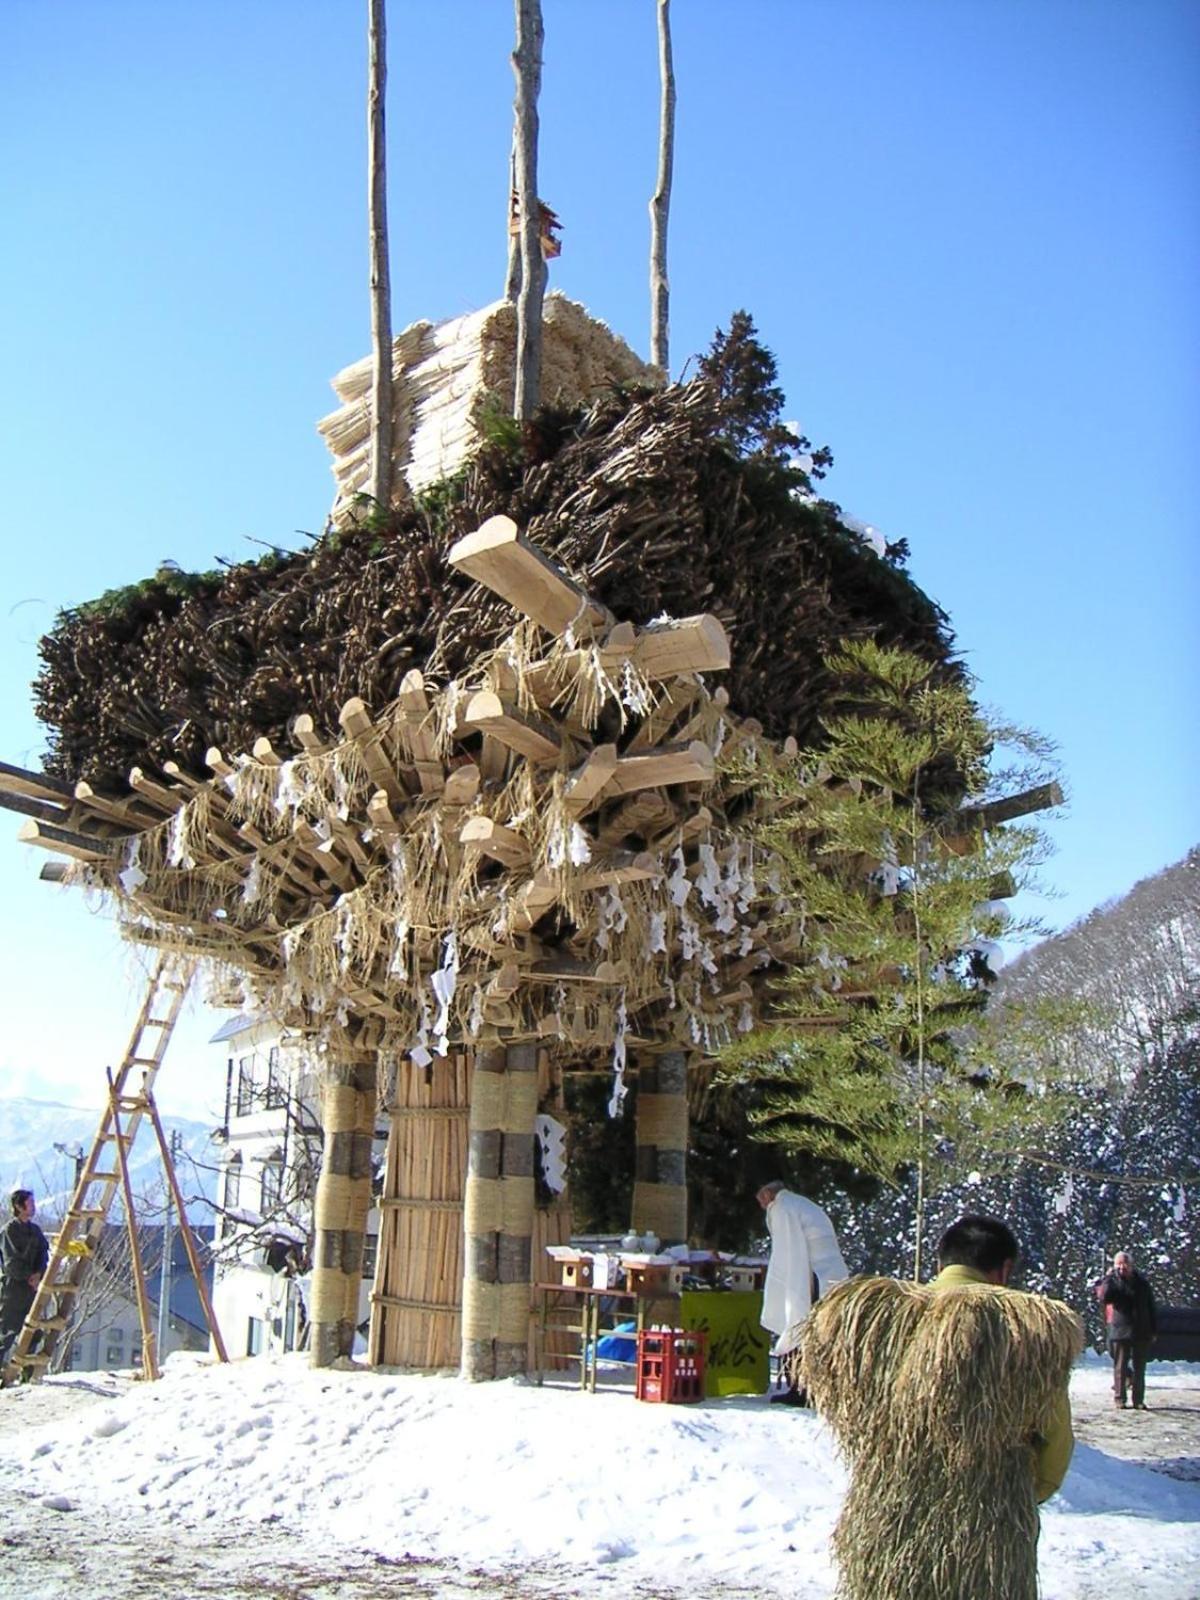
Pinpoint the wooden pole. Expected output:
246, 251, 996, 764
631, 1049, 688, 1245
107, 1072, 158, 1381
511, 0, 546, 419
367, 0, 394, 508
143, 1092, 229, 1363
462, 1043, 537, 1380
504, 135, 521, 302
649, 0, 675, 375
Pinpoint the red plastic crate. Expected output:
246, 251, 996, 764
636, 1328, 707, 1403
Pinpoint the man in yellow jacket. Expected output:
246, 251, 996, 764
801, 1214, 1081, 1600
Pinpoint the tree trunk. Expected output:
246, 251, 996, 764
367, 0, 394, 509
631, 1049, 688, 1244
462, 1043, 537, 1380
310, 1050, 377, 1367
649, 0, 675, 376
511, 0, 546, 419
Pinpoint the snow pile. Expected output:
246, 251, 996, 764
2, 1357, 1198, 1598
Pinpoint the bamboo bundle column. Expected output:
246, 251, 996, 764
631, 1048, 688, 1245
370, 1052, 471, 1369
310, 1046, 377, 1368
462, 1043, 537, 1381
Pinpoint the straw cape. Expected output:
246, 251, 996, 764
799, 1275, 1084, 1600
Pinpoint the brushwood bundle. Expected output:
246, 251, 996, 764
34, 317, 958, 792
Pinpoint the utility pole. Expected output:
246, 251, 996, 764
156, 1129, 182, 1362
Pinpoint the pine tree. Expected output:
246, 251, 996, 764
722, 640, 1066, 1276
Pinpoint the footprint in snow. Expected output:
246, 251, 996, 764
41, 1495, 75, 1513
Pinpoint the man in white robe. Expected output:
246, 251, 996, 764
757, 1181, 848, 1403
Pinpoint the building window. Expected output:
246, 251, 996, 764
247, 1317, 265, 1357
105, 1343, 124, 1365
131, 1344, 143, 1369
260, 1159, 283, 1215
236, 1054, 256, 1116
361, 1233, 379, 1279
264, 1045, 286, 1109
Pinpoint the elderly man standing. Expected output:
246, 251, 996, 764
756, 1181, 847, 1404
1095, 1250, 1158, 1409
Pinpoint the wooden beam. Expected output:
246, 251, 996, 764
575, 850, 660, 890
338, 696, 407, 807
459, 815, 531, 870
73, 781, 158, 831
596, 790, 673, 845
251, 737, 283, 769
632, 614, 730, 679
508, 871, 560, 933
0, 760, 73, 805
562, 744, 617, 818
447, 515, 610, 637
442, 762, 480, 809
396, 670, 444, 795
959, 781, 1065, 830
624, 678, 705, 754
607, 740, 715, 797
18, 819, 110, 863
128, 768, 185, 816
0, 790, 71, 826
291, 714, 328, 756
456, 690, 561, 765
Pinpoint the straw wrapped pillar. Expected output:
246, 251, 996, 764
462, 1042, 537, 1381
631, 1049, 688, 1245
310, 1047, 377, 1368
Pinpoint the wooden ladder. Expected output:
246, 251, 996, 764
4, 955, 228, 1382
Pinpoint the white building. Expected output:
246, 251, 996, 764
209, 1015, 383, 1358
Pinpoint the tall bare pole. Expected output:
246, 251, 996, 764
512, 0, 546, 419
649, 0, 675, 376
367, 0, 394, 508
504, 135, 522, 303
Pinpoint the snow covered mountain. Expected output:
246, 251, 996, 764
0, 1095, 220, 1224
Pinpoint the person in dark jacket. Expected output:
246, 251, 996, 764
0, 1189, 50, 1369
1094, 1250, 1157, 1409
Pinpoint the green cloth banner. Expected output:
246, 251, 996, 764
679, 1289, 770, 1396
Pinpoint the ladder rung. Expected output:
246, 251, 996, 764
86, 1170, 119, 1181
99, 1131, 135, 1142
17, 1353, 51, 1366
31, 1316, 70, 1330
49, 1283, 81, 1295
144, 1017, 173, 1027
128, 1057, 160, 1067
69, 1208, 107, 1220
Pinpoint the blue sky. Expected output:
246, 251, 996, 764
1, 1, 1196, 1120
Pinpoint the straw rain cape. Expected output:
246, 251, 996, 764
800, 1276, 1083, 1600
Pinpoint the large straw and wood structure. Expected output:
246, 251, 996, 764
10, 309, 997, 1378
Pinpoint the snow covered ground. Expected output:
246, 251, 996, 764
0, 1354, 1197, 1599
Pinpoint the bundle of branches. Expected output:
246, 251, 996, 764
34, 314, 959, 791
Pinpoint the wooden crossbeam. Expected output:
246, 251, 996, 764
631, 614, 730, 679
607, 740, 715, 797
459, 816, 531, 870
0, 760, 73, 805
128, 767, 185, 816
624, 679, 706, 754
291, 714, 328, 755
958, 781, 1065, 831
18, 819, 110, 862
0, 790, 71, 826
447, 515, 611, 637
74, 780, 159, 830
339, 697, 407, 807
442, 762, 480, 809
562, 744, 617, 818
456, 690, 561, 765
396, 670, 444, 795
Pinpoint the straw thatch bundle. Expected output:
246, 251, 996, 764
800, 1277, 1083, 1600
319, 293, 652, 519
